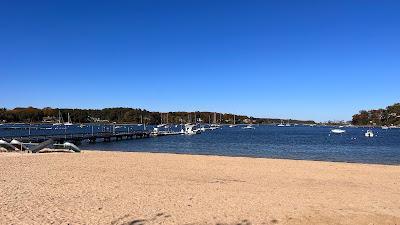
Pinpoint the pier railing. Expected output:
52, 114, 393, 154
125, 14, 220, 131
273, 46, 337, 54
0, 131, 151, 144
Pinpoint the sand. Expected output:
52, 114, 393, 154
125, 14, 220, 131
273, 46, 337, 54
0, 151, 399, 225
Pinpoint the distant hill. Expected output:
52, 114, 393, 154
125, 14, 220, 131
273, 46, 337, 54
352, 103, 400, 126
0, 107, 315, 125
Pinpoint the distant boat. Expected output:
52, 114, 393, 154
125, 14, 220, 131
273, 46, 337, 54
53, 111, 63, 126
184, 124, 201, 135
277, 120, 285, 127
64, 113, 73, 126
365, 130, 374, 137
382, 126, 389, 130
285, 121, 291, 127
229, 115, 237, 127
242, 125, 255, 129
151, 127, 161, 136
331, 129, 346, 134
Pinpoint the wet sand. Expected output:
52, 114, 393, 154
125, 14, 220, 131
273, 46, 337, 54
0, 151, 399, 225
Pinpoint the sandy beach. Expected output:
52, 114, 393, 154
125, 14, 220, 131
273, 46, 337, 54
0, 151, 399, 225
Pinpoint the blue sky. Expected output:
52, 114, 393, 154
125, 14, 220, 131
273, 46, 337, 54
1, 0, 399, 121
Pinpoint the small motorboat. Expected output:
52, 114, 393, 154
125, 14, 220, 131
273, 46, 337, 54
184, 124, 201, 135
242, 125, 255, 129
365, 130, 374, 137
331, 129, 346, 134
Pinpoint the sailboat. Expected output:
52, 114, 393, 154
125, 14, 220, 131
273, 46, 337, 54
137, 115, 143, 126
53, 111, 63, 126
277, 120, 285, 127
229, 115, 237, 127
157, 113, 167, 128
285, 120, 291, 127
64, 113, 73, 126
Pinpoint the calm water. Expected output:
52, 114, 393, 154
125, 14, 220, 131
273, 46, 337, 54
1, 124, 399, 165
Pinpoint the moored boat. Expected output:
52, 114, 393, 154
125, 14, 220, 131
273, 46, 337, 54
242, 125, 255, 129
331, 129, 346, 134
365, 129, 374, 137
64, 113, 73, 126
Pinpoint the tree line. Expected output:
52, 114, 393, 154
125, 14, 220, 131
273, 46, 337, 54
352, 103, 400, 126
0, 107, 315, 125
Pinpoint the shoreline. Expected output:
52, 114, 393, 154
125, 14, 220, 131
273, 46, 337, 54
1, 150, 400, 224
81, 149, 400, 166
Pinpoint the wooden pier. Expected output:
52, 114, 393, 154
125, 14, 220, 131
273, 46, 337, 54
1, 131, 151, 145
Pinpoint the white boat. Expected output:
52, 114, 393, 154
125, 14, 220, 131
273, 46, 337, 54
242, 125, 255, 129
331, 129, 346, 134
381, 126, 389, 130
365, 130, 374, 137
277, 120, 285, 127
184, 124, 201, 135
229, 115, 238, 127
151, 127, 160, 136
53, 111, 63, 126
64, 113, 73, 126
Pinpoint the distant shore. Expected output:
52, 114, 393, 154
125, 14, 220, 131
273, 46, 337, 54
1, 151, 399, 225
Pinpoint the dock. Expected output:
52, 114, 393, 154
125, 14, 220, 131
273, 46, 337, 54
1, 131, 151, 146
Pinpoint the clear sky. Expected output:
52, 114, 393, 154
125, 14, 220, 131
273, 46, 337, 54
1, 0, 399, 121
